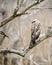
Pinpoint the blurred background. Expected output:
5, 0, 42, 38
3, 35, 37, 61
0, 0, 52, 65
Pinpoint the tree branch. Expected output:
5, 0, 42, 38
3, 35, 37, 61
0, 48, 25, 57
0, 27, 52, 57
19, 0, 24, 7
0, 15, 15, 27
24, 26, 52, 54
35, 27, 52, 46
0, 31, 8, 45
0, 31, 8, 37
0, 0, 44, 27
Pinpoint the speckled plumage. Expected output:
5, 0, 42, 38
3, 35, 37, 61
29, 19, 40, 48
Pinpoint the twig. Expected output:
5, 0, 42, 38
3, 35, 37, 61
19, 0, 24, 7
17, 0, 44, 14
0, 31, 8, 45
24, 27, 52, 54
0, 0, 44, 27
0, 31, 8, 37
0, 27, 52, 57
13, 0, 24, 15
0, 49, 25, 57
0, 15, 15, 27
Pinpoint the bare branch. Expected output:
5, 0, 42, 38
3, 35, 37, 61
0, 31, 8, 45
13, 0, 19, 15
0, 12, 29, 27
19, 0, 24, 7
0, 48, 25, 57
0, 15, 15, 27
17, 0, 19, 5
0, 31, 8, 37
17, 0, 44, 14
0, 0, 44, 27
36, 26, 52, 46
0, 27, 52, 57
13, 0, 24, 15
24, 26, 52, 54
13, 8, 19, 16
30, 7, 52, 10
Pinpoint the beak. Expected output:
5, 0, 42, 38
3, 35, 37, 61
32, 21, 36, 23
32, 19, 39, 23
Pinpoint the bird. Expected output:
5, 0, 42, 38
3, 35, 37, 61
29, 19, 41, 48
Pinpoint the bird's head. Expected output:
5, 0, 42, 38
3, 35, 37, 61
32, 19, 40, 24
32, 19, 40, 31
